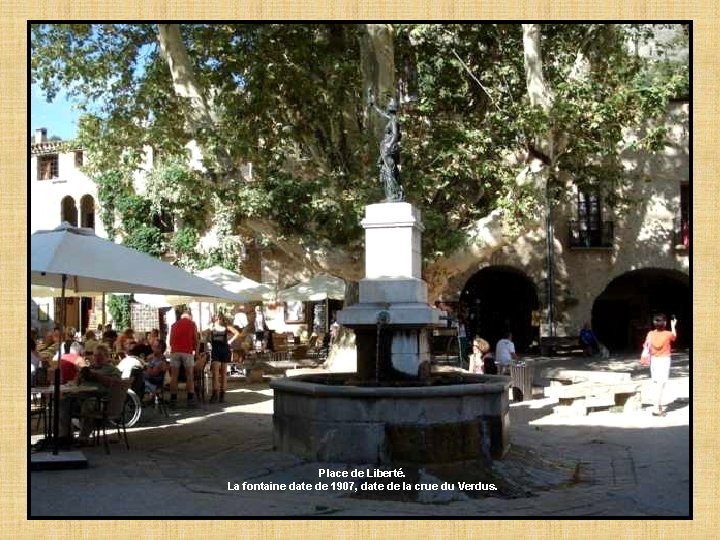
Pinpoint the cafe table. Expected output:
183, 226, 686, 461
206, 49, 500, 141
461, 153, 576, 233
30, 383, 103, 448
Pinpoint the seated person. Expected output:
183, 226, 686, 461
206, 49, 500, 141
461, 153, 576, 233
579, 323, 599, 356
83, 330, 100, 354
133, 336, 153, 358
115, 328, 135, 355
495, 331, 518, 374
58, 345, 121, 444
468, 337, 489, 374
38, 330, 59, 360
116, 340, 144, 379
468, 337, 498, 375
102, 324, 118, 348
30, 338, 43, 386
144, 340, 168, 394
482, 349, 498, 375
60, 341, 86, 384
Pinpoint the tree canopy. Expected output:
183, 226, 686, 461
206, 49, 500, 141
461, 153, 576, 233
31, 23, 688, 278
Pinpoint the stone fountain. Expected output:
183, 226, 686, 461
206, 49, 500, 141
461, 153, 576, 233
270, 97, 510, 464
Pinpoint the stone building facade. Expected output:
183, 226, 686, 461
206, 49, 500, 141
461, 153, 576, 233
429, 100, 690, 352
30, 128, 107, 334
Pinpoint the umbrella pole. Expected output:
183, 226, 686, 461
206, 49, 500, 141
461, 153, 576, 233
52, 273, 67, 455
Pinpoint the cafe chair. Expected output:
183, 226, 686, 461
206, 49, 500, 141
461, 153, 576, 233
84, 380, 131, 454
30, 392, 48, 434
193, 353, 209, 403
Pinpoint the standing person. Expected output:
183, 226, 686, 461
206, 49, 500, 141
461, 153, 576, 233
233, 307, 249, 330
579, 322, 600, 356
208, 313, 241, 403
169, 310, 198, 407
253, 306, 268, 351
457, 315, 470, 366
231, 308, 249, 364
495, 331, 518, 375
645, 314, 678, 417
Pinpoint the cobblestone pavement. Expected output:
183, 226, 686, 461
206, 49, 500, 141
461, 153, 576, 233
30, 352, 690, 517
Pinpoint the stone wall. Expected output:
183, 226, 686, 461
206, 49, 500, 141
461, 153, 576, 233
426, 101, 690, 337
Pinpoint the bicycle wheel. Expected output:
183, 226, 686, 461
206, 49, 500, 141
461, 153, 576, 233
119, 389, 142, 428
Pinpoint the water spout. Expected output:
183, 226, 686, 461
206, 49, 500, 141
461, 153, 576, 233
376, 310, 390, 382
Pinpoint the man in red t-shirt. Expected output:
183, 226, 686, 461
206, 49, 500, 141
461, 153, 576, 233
169, 310, 198, 406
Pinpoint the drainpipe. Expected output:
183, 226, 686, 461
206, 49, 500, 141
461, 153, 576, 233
545, 179, 555, 338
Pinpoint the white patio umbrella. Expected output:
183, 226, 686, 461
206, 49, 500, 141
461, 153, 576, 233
276, 275, 346, 334
31, 285, 102, 298
31, 223, 248, 455
134, 264, 274, 307
32, 225, 249, 300
276, 274, 346, 302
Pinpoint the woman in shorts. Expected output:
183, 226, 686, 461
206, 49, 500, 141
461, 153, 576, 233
209, 313, 240, 403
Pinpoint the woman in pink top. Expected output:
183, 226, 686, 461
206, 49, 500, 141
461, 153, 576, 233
645, 314, 677, 417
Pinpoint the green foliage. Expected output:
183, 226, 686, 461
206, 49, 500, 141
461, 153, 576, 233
93, 170, 166, 257
93, 169, 132, 239
145, 157, 209, 231
170, 225, 199, 254
107, 294, 131, 331
32, 23, 689, 265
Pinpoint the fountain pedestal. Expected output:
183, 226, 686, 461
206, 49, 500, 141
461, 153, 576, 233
337, 202, 442, 378
271, 202, 511, 464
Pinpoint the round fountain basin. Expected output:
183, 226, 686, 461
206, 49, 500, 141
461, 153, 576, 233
270, 372, 511, 464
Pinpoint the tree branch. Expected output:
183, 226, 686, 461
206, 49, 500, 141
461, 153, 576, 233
157, 24, 234, 178
450, 48, 498, 110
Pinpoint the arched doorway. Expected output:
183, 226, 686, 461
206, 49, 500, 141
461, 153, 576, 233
460, 266, 540, 352
60, 195, 78, 226
592, 268, 690, 351
80, 194, 95, 230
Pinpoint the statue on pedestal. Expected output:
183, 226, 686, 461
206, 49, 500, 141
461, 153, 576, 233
369, 91, 404, 202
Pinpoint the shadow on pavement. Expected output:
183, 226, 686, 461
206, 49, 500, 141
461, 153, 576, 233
30, 370, 690, 517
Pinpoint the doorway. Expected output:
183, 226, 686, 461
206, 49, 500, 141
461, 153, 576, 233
592, 268, 690, 351
460, 266, 540, 352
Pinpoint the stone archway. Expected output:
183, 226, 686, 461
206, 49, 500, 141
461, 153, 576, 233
460, 266, 540, 353
591, 268, 690, 351
80, 194, 95, 230
60, 195, 78, 226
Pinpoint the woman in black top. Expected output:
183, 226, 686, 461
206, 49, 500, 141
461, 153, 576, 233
209, 313, 240, 403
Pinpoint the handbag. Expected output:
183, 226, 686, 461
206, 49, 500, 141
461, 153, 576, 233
640, 340, 651, 366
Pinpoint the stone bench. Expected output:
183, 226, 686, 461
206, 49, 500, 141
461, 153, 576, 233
544, 370, 642, 416
540, 336, 582, 356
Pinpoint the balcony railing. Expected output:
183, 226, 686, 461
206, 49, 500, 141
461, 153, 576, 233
674, 217, 690, 250
568, 220, 614, 249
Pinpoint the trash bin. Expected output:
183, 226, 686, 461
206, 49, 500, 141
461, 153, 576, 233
510, 362, 535, 401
